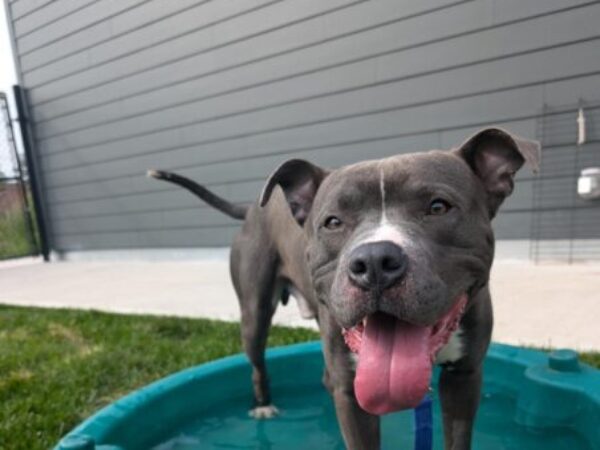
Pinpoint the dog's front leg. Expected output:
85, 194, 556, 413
439, 366, 482, 450
439, 289, 492, 450
320, 309, 380, 450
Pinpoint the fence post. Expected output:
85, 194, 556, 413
13, 85, 50, 261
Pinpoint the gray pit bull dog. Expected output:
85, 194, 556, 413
149, 127, 540, 450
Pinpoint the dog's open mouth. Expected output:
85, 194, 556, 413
342, 293, 468, 415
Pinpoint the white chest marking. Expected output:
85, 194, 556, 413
435, 328, 464, 364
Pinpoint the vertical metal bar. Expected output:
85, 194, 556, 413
568, 145, 580, 265
0, 93, 39, 256
567, 100, 586, 264
13, 85, 50, 261
529, 105, 547, 264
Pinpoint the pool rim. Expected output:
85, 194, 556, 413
55, 341, 600, 450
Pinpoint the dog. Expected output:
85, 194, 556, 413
149, 127, 540, 450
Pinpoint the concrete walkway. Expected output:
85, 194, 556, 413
1, 257, 599, 351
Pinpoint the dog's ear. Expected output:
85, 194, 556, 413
455, 127, 541, 218
260, 159, 328, 225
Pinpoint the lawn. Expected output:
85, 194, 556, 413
0, 305, 598, 450
0, 305, 318, 450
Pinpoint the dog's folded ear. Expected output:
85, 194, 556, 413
455, 127, 541, 218
260, 159, 328, 225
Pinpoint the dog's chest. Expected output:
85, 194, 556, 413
435, 328, 464, 364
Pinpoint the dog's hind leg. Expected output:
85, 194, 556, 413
231, 242, 280, 419
240, 285, 280, 419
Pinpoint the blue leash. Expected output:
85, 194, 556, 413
413, 394, 433, 450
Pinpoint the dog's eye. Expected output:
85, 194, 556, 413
428, 199, 451, 215
324, 216, 343, 230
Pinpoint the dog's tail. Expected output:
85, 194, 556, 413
147, 169, 248, 220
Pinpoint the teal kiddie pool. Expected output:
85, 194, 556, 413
55, 342, 600, 450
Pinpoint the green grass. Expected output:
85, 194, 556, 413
0, 207, 35, 259
582, 351, 600, 368
0, 305, 318, 450
0, 305, 598, 450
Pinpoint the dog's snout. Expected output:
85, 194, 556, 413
347, 241, 408, 291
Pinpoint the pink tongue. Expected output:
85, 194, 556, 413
354, 313, 432, 415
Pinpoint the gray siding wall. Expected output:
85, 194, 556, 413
5, 0, 600, 251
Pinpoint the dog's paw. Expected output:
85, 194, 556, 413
248, 404, 279, 419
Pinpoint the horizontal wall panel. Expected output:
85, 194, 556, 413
492, 212, 532, 240
19, 0, 215, 71
20, 0, 278, 81
9, 0, 55, 21
12, 0, 97, 37
26, 0, 596, 103
32, 0, 483, 133
16, 0, 151, 53
28, 0, 461, 120
486, 0, 595, 23
53, 226, 240, 250
47, 178, 264, 221
5, 0, 600, 252
36, 35, 600, 162
30, 0, 596, 125
23, 0, 361, 99
51, 207, 241, 237
38, 71, 595, 189
38, 82, 546, 173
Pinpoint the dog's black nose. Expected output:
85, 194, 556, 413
347, 241, 408, 291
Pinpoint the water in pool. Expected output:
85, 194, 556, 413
152, 384, 592, 450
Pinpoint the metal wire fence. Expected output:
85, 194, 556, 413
530, 101, 600, 262
0, 91, 38, 260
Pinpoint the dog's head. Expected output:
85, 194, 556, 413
260, 127, 540, 414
